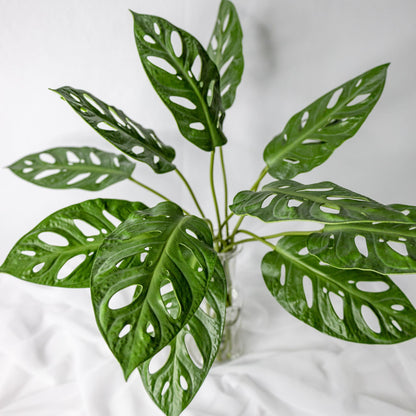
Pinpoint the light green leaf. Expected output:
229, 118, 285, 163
8, 147, 134, 191
0, 199, 146, 288
132, 12, 227, 151
263, 64, 388, 179
207, 0, 244, 110
53, 87, 176, 174
230, 179, 410, 224
262, 236, 416, 343
308, 222, 416, 274
90, 202, 217, 379
139, 260, 226, 416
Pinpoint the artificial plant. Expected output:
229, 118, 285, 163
2, 1, 416, 415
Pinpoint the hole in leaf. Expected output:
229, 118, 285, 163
146, 323, 155, 337
391, 304, 405, 311
169, 96, 196, 110
102, 210, 121, 227
24, 160, 33, 165
320, 205, 340, 214
140, 252, 148, 263
119, 324, 132, 338
361, 305, 381, 333
199, 297, 215, 318
109, 107, 126, 126
153, 22, 161, 35
327, 88, 343, 109
329, 292, 344, 320
210, 35, 218, 50
301, 111, 309, 128
70, 93, 81, 102
221, 37, 230, 54
23, 168, 33, 173
57, 254, 86, 280
160, 280, 174, 296
222, 13, 230, 31
149, 345, 171, 374
288, 199, 302, 208
283, 158, 299, 164
108, 284, 141, 310
303, 187, 333, 192
32, 263, 45, 273
161, 382, 170, 396
356, 79, 362, 87
185, 228, 198, 239
387, 241, 408, 256
170, 31, 182, 57
180, 375, 188, 391
84, 94, 105, 114
207, 80, 215, 107
191, 55, 202, 80
261, 194, 275, 209
96, 174, 109, 184
73, 219, 100, 236
21, 250, 36, 256
143, 34, 156, 44
347, 93, 371, 106
184, 333, 204, 369
356, 280, 390, 292
38, 232, 69, 247
221, 84, 231, 95
302, 275, 313, 308
66, 151, 80, 164
302, 138, 324, 145
34, 169, 61, 180
189, 122, 205, 131
391, 319, 402, 332
67, 172, 91, 185
39, 153, 56, 164
354, 235, 368, 257
153, 155, 160, 164
132, 145, 144, 155
220, 56, 234, 77
298, 247, 308, 256
97, 122, 117, 131
89, 152, 101, 165
147, 56, 176, 75
280, 264, 286, 285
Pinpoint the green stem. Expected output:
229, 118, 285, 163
129, 176, 191, 216
231, 229, 276, 250
175, 169, 206, 218
251, 166, 269, 191
210, 150, 223, 248
219, 147, 230, 240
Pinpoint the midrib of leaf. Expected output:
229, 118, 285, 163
273, 244, 401, 318
325, 222, 416, 237
37, 162, 128, 176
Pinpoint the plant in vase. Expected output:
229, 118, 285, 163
2, 1, 416, 415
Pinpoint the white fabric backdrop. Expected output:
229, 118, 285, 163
1, 1, 416, 415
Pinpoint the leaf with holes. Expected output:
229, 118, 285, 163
0, 199, 146, 288
90, 201, 217, 379
263, 64, 388, 179
52, 87, 176, 173
230, 179, 410, 224
308, 222, 416, 274
139, 259, 226, 416
9, 147, 135, 191
262, 236, 416, 343
207, 0, 244, 110
132, 13, 227, 151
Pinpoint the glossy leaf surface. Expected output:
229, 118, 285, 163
139, 260, 226, 416
0, 199, 146, 288
262, 236, 416, 343
264, 64, 388, 179
9, 147, 134, 191
53, 87, 176, 173
230, 179, 410, 224
132, 12, 226, 151
207, 0, 244, 110
91, 202, 217, 379
308, 222, 416, 274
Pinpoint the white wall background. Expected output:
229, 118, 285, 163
1, 1, 416, 415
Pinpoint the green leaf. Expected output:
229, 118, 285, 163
52, 87, 176, 174
131, 12, 227, 151
308, 222, 416, 274
8, 147, 134, 191
139, 260, 226, 416
0, 199, 146, 288
230, 179, 410, 224
263, 64, 388, 179
262, 236, 416, 343
207, 0, 244, 110
90, 202, 217, 379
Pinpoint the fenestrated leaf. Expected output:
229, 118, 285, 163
308, 222, 416, 274
230, 179, 410, 224
139, 260, 226, 416
132, 12, 227, 151
263, 64, 388, 179
90, 201, 217, 379
207, 0, 244, 110
262, 236, 416, 343
0, 199, 146, 288
9, 147, 134, 191
52, 87, 176, 173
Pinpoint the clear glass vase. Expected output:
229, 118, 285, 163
216, 248, 243, 363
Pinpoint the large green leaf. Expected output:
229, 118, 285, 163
0, 199, 146, 288
207, 0, 244, 110
53, 87, 176, 173
9, 147, 134, 191
90, 202, 217, 379
263, 64, 388, 179
308, 222, 416, 274
230, 179, 410, 224
139, 260, 226, 416
132, 12, 227, 151
262, 236, 416, 343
